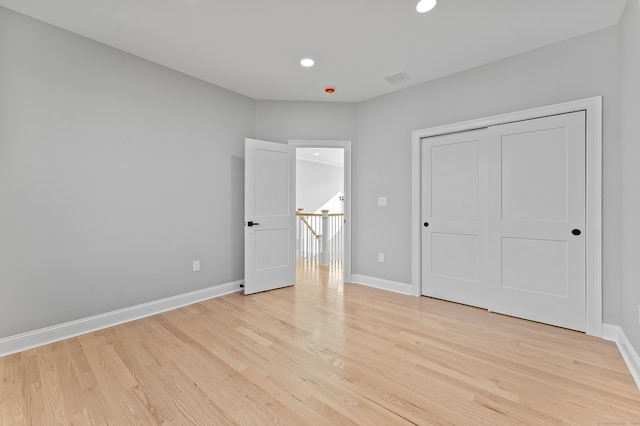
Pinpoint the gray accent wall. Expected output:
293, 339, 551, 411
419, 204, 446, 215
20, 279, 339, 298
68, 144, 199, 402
0, 7, 254, 338
356, 26, 621, 324
620, 0, 640, 354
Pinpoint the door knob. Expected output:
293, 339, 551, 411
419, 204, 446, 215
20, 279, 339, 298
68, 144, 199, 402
423, 222, 429, 227
571, 229, 581, 236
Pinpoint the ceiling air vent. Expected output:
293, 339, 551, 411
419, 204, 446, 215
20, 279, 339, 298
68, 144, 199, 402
384, 71, 411, 85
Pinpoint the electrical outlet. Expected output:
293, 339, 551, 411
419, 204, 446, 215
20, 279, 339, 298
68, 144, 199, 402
378, 253, 384, 262
378, 197, 387, 207
193, 260, 200, 272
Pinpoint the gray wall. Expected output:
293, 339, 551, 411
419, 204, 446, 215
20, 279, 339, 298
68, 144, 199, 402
255, 100, 357, 144
355, 26, 622, 324
620, 0, 640, 353
0, 7, 255, 338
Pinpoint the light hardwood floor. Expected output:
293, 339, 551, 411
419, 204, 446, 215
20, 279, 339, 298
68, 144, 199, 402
1, 260, 640, 425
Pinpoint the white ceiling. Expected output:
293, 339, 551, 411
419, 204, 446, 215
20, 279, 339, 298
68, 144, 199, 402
0, 0, 627, 102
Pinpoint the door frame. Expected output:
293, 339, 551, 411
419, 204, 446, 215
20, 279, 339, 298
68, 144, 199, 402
411, 97, 603, 337
289, 140, 352, 284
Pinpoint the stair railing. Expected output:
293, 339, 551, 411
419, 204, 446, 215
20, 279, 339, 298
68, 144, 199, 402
296, 208, 344, 265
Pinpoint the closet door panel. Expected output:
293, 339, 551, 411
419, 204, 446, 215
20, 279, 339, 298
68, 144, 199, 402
422, 130, 487, 307
487, 111, 586, 331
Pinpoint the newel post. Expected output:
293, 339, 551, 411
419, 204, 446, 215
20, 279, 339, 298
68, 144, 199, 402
320, 210, 330, 265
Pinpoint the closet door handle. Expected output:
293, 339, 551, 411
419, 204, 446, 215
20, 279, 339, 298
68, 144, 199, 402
571, 229, 581, 236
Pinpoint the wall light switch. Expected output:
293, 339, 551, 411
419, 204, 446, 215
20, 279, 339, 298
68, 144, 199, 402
378, 253, 385, 262
378, 197, 387, 207
193, 260, 200, 272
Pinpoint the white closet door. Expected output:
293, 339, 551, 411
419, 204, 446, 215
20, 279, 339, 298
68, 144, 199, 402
487, 112, 586, 331
421, 130, 487, 307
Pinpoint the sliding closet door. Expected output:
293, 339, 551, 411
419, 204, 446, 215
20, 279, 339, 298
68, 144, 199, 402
421, 130, 487, 308
486, 112, 586, 331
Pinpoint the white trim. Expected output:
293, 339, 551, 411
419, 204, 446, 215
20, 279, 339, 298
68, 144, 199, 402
0, 280, 243, 357
351, 274, 413, 295
602, 323, 640, 391
289, 140, 352, 284
601, 323, 621, 341
411, 96, 603, 336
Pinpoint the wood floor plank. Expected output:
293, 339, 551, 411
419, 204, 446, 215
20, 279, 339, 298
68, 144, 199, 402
37, 343, 69, 425
22, 352, 45, 426
1, 260, 640, 425
0, 354, 24, 425
51, 341, 82, 420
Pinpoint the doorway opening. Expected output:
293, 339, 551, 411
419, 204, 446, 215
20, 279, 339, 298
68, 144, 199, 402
290, 140, 352, 285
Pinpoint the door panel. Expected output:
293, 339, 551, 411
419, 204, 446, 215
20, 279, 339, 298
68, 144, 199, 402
431, 141, 479, 220
422, 130, 487, 308
431, 232, 479, 282
254, 228, 290, 270
501, 127, 569, 222
254, 149, 290, 216
500, 237, 568, 296
244, 138, 295, 295
487, 111, 586, 331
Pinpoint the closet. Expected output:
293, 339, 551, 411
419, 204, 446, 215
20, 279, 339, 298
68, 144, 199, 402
421, 111, 586, 331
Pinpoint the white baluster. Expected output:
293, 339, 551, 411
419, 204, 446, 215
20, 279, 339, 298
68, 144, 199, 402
320, 210, 330, 265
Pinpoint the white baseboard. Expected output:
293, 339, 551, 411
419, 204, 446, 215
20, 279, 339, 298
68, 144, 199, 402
0, 280, 244, 358
351, 274, 412, 295
602, 323, 640, 391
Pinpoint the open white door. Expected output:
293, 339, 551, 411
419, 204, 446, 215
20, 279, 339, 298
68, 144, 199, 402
244, 138, 295, 295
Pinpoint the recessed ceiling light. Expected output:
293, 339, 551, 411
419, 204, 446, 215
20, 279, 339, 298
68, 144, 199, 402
300, 58, 315, 68
314, 152, 320, 156
416, 0, 437, 13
